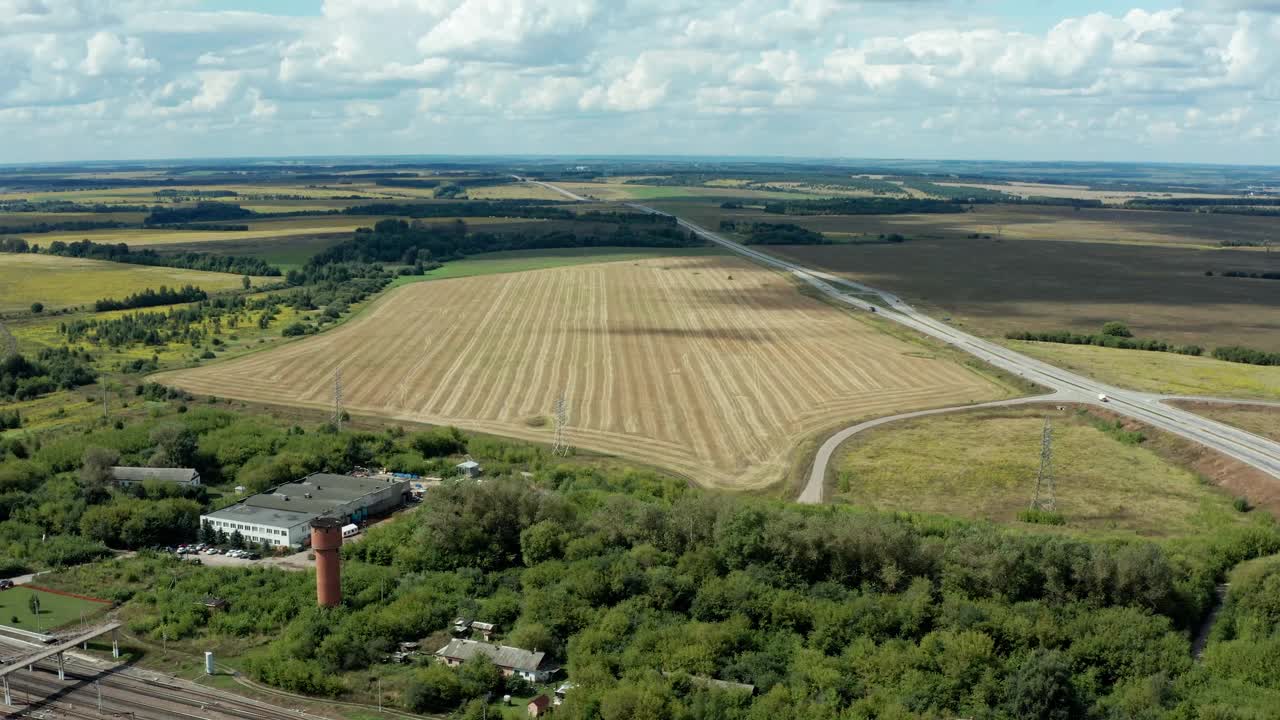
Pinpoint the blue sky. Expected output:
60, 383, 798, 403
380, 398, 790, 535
1, 0, 1277, 164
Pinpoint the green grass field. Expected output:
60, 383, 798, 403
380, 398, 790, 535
0, 586, 109, 631
147, 233, 348, 271
389, 246, 725, 287
1170, 401, 1280, 443
0, 253, 269, 312
1009, 341, 1280, 401
830, 405, 1246, 537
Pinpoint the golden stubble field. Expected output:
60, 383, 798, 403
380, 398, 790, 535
153, 256, 1005, 489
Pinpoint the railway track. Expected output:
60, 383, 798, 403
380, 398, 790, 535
1, 640, 322, 720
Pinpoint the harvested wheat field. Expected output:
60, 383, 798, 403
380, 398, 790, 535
153, 256, 1005, 488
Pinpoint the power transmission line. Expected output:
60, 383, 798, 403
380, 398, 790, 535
1030, 417, 1056, 512
333, 368, 344, 431
552, 394, 570, 457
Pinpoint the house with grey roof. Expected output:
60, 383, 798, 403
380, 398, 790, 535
111, 467, 201, 487
435, 638, 555, 683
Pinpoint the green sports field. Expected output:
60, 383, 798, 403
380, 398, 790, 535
0, 586, 110, 632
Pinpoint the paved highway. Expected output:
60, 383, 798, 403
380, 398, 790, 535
529, 180, 1280, 501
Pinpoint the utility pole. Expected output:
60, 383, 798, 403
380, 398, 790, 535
1030, 418, 1056, 512
552, 394, 570, 457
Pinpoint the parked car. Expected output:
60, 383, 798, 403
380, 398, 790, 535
0, 579, 14, 590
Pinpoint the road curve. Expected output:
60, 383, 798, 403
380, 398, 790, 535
523, 182, 1280, 501
798, 394, 1067, 503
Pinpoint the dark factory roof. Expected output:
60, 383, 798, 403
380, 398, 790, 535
204, 503, 316, 529
242, 473, 401, 514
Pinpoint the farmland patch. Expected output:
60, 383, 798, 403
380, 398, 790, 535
154, 256, 1007, 490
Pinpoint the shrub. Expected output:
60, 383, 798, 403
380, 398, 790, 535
1018, 508, 1067, 526
1233, 497, 1251, 513
30, 302, 43, 313
1101, 321, 1132, 338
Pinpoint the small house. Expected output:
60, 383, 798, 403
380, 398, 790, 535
472, 621, 497, 641
436, 638, 555, 683
199, 596, 228, 612
456, 460, 482, 478
453, 617, 472, 635
528, 695, 551, 717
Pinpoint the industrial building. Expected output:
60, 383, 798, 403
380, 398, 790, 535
200, 473, 408, 549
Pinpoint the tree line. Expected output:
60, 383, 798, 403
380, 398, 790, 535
1213, 270, 1280, 281
0, 220, 129, 233
1211, 346, 1280, 366
1008, 323, 1280, 367
0, 237, 279, 277
341, 200, 574, 220
763, 198, 968, 216
1126, 196, 1280, 212
0, 199, 150, 213
1005, 328, 1204, 357
95, 285, 208, 312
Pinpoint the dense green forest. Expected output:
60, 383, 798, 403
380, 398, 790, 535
36, 453, 1280, 719
10, 390, 1276, 718
0, 347, 97, 401
719, 221, 829, 245
144, 201, 255, 226
312, 218, 701, 267
0, 396, 518, 572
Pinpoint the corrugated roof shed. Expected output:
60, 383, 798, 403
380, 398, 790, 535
111, 467, 199, 483
435, 639, 545, 672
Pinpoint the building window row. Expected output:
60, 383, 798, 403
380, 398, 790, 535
206, 518, 289, 537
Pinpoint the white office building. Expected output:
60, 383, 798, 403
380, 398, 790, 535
200, 473, 408, 549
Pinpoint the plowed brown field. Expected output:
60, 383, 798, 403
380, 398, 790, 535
154, 256, 1004, 489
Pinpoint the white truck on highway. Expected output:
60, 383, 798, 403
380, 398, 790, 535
1098, 393, 1109, 402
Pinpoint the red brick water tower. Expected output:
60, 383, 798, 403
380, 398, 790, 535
311, 517, 344, 608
